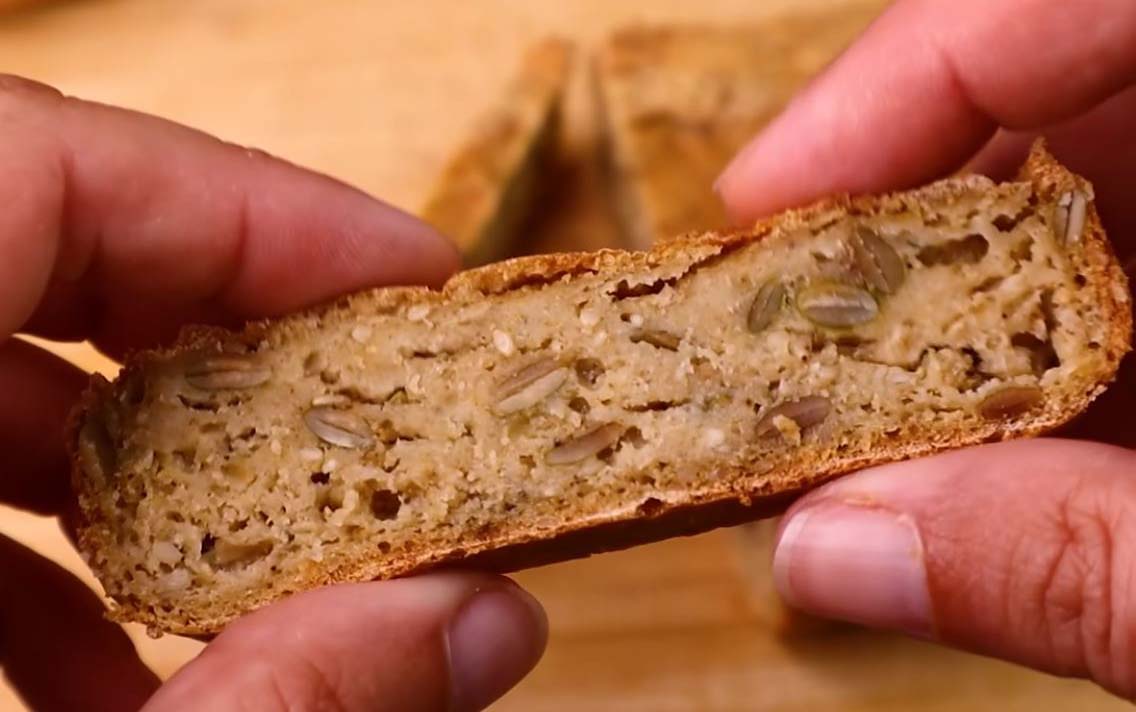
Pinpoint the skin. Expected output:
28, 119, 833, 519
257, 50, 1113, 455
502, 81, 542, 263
0, 76, 546, 711
717, 0, 1136, 701
5, 0, 1136, 706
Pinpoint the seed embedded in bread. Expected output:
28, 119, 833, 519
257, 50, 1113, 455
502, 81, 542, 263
302, 408, 375, 449
756, 396, 832, 440
849, 227, 906, 294
977, 385, 1045, 420
183, 354, 270, 391
494, 357, 570, 415
796, 282, 879, 328
69, 143, 1131, 636
546, 423, 625, 465
746, 280, 787, 333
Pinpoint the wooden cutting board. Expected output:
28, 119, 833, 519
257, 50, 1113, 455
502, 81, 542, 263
0, 1, 1122, 709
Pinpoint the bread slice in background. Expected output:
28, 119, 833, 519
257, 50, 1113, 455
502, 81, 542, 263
594, 2, 887, 249
72, 143, 1130, 635
420, 38, 573, 266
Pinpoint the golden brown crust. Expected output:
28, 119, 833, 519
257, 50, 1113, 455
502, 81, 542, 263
70, 142, 1131, 635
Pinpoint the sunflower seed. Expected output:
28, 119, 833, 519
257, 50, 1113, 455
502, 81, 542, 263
185, 354, 270, 390
631, 329, 681, 351
303, 407, 375, 449
849, 227, 905, 294
497, 356, 559, 394
546, 423, 624, 465
756, 396, 832, 439
978, 385, 1043, 420
746, 280, 786, 333
1062, 191, 1087, 243
494, 357, 569, 415
796, 283, 878, 327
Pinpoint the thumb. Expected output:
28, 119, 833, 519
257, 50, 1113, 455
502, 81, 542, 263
142, 572, 547, 712
772, 439, 1136, 699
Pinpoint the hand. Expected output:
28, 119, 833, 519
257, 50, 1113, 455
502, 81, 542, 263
717, 0, 1136, 699
0, 75, 546, 711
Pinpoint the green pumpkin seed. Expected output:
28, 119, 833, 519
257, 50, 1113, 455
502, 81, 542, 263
849, 227, 905, 294
746, 280, 786, 333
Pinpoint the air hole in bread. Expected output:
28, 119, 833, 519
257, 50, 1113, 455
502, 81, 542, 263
369, 490, 402, 521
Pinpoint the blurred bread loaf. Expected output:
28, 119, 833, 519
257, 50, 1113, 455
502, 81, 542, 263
421, 38, 573, 266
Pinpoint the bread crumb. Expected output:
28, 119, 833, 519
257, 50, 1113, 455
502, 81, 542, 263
493, 330, 515, 355
299, 448, 323, 463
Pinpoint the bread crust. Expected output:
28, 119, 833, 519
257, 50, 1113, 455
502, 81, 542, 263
69, 141, 1132, 635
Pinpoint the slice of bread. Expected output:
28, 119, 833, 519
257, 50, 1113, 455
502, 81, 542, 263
595, 3, 886, 248
71, 143, 1130, 635
420, 38, 573, 266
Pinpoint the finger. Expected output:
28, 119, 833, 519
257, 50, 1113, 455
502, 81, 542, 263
0, 75, 459, 354
964, 85, 1136, 255
0, 533, 160, 711
772, 439, 1136, 699
716, 0, 1136, 221
143, 572, 547, 712
0, 338, 87, 513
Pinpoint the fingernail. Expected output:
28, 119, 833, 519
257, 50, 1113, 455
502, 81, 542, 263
773, 502, 933, 637
446, 585, 548, 711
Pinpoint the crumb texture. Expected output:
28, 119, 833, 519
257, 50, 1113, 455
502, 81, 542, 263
73, 151, 1129, 634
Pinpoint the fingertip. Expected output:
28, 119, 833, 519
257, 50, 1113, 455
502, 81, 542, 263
149, 572, 545, 712
714, 122, 791, 224
446, 581, 548, 711
374, 203, 463, 287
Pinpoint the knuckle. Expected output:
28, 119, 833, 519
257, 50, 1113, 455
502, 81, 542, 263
234, 656, 351, 712
206, 623, 355, 712
1017, 477, 1136, 697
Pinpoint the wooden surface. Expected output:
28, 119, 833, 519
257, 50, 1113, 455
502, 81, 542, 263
0, 0, 1123, 710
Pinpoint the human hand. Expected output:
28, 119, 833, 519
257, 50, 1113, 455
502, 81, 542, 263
718, 0, 1136, 699
0, 75, 546, 711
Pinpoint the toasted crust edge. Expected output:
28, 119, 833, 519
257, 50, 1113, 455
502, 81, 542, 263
69, 141, 1132, 635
